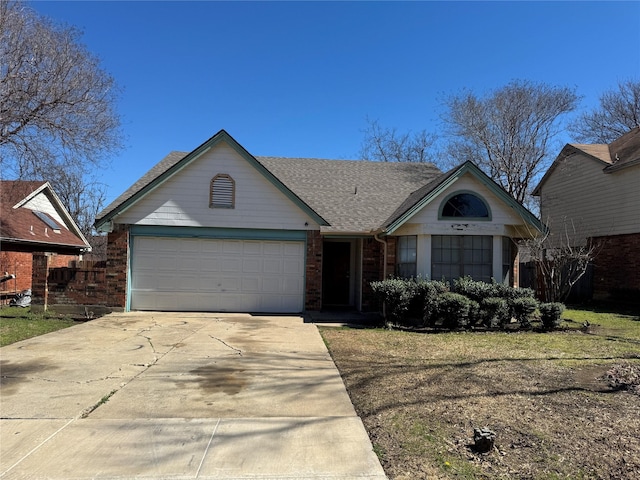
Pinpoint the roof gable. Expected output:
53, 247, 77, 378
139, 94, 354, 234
383, 161, 544, 235
533, 127, 640, 195
0, 181, 90, 251
95, 130, 328, 230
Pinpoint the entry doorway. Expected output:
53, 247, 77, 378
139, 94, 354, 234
322, 241, 352, 307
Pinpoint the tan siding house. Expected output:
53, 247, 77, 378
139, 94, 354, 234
533, 127, 640, 300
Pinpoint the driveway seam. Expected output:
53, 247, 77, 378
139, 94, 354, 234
196, 418, 220, 478
0, 417, 75, 479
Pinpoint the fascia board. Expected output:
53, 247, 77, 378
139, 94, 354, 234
385, 171, 462, 235
41, 184, 92, 248
462, 163, 545, 234
12, 182, 48, 208
96, 145, 212, 228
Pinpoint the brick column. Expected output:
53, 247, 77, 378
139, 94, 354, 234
31, 252, 51, 311
305, 230, 322, 311
106, 226, 129, 309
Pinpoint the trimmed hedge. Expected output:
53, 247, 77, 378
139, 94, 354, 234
371, 276, 561, 332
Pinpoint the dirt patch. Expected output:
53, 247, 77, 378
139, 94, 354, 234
322, 328, 640, 480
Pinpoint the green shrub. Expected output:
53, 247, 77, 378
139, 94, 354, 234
452, 276, 497, 302
415, 279, 449, 326
467, 299, 481, 326
510, 296, 539, 328
437, 292, 471, 329
370, 278, 416, 327
539, 302, 565, 330
480, 297, 510, 328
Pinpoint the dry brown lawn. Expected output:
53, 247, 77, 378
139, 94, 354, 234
321, 309, 640, 480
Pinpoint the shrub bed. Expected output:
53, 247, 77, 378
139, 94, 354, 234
370, 276, 564, 331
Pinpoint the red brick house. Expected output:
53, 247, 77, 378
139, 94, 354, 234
0, 181, 91, 296
533, 127, 640, 301
95, 130, 543, 313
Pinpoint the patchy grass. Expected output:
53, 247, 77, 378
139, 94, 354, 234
321, 308, 640, 480
0, 307, 76, 346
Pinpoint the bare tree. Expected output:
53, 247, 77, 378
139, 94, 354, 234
570, 79, 640, 143
442, 80, 579, 208
522, 218, 599, 303
51, 169, 107, 240
360, 117, 438, 164
0, 1, 121, 240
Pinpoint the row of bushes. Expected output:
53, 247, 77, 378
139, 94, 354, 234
370, 276, 565, 331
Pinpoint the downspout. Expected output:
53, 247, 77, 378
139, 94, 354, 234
374, 231, 388, 322
373, 232, 388, 279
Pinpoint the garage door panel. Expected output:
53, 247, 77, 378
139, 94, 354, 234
242, 258, 262, 273
132, 237, 304, 312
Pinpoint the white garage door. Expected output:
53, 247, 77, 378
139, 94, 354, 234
131, 237, 305, 312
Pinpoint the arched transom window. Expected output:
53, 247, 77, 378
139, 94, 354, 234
440, 192, 490, 219
210, 174, 235, 208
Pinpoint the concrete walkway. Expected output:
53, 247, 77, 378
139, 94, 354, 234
0, 312, 387, 479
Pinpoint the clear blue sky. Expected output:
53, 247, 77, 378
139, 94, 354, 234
32, 1, 640, 205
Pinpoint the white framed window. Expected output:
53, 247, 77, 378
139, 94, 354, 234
210, 174, 235, 208
396, 235, 417, 278
439, 192, 491, 220
432, 235, 492, 282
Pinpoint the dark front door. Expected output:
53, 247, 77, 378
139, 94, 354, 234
322, 242, 351, 306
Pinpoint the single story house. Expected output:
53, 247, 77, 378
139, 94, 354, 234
0, 181, 91, 295
95, 130, 543, 313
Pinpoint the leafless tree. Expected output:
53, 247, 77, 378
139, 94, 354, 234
441, 80, 579, 208
0, 1, 121, 241
521, 218, 600, 303
570, 79, 640, 143
360, 117, 438, 164
51, 169, 107, 241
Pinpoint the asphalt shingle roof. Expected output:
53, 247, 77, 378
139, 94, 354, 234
97, 147, 443, 233
255, 157, 441, 233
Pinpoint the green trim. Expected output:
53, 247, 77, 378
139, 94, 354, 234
129, 225, 309, 241
126, 229, 132, 312
386, 161, 544, 235
438, 190, 492, 221
96, 130, 328, 229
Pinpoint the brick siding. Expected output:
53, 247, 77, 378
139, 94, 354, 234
1, 250, 78, 294
590, 232, 640, 300
305, 230, 322, 311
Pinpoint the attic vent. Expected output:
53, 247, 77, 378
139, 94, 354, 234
33, 211, 61, 232
210, 174, 235, 208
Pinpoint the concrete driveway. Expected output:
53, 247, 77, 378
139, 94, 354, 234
0, 312, 386, 479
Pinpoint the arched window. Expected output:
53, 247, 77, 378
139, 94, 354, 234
440, 192, 490, 219
210, 174, 235, 208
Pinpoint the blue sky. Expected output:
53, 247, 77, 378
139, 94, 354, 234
31, 1, 640, 205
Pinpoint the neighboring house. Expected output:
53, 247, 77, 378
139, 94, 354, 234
533, 127, 640, 300
95, 130, 543, 313
0, 181, 91, 294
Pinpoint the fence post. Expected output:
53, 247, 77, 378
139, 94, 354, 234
31, 252, 51, 312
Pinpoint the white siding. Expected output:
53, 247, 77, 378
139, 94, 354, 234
539, 154, 640, 244
394, 174, 531, 237
22, 191, 67, 227
116, 143, 319, 230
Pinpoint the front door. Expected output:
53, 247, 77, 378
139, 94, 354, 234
322, 241, 351, 306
